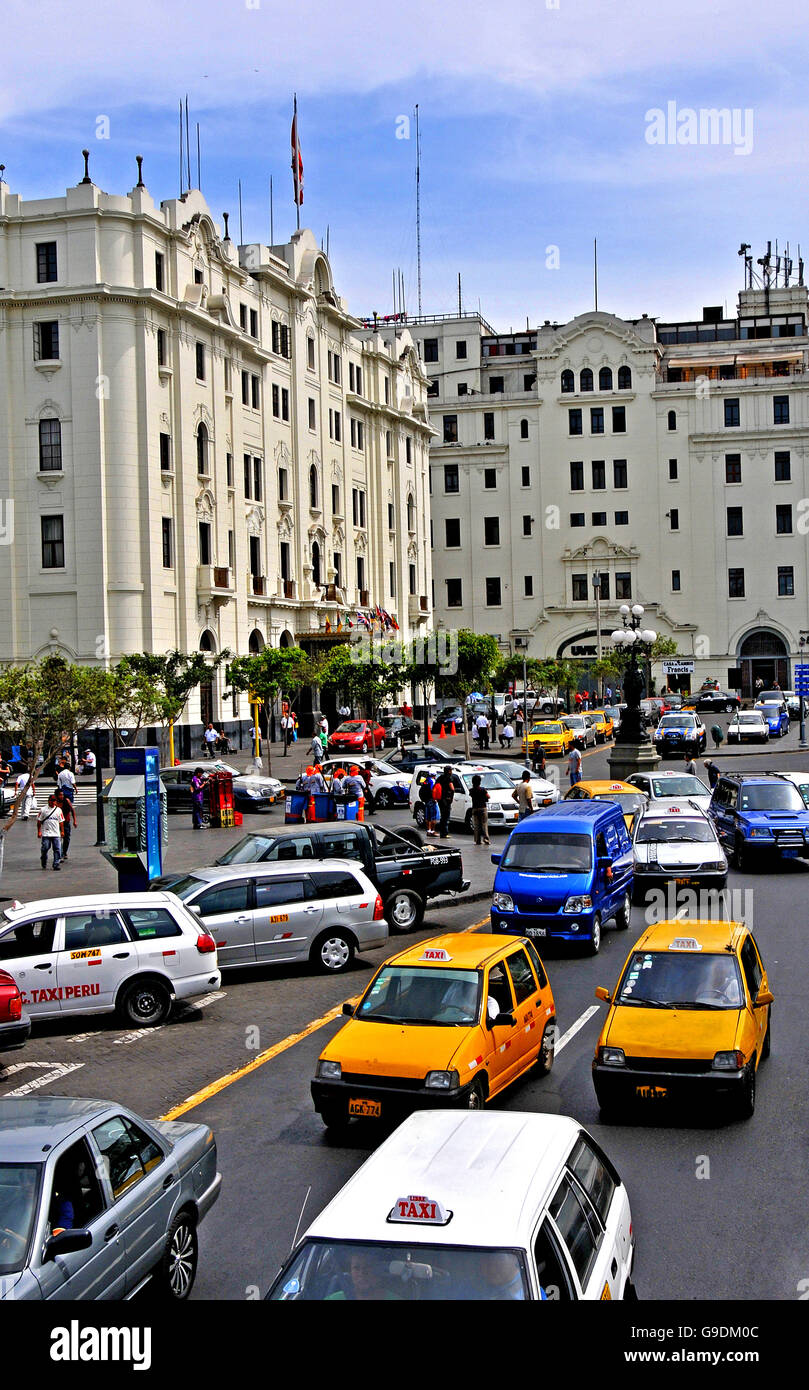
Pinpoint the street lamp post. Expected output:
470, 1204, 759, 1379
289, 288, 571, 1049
608, 604, 663, 780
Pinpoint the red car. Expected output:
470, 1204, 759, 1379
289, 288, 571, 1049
0, 968, 30, 1052
327, 720, 386, 754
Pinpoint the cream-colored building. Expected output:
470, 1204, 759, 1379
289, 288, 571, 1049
0, 160, 432, 737
420, 278, 809, 696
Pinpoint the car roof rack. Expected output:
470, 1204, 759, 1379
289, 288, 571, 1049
719, 769, 790, 781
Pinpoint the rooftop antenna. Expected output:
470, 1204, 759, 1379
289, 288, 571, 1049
238, 179, 244, 245
326, 224, 330, 259
392, 268, 397, 317
196, 122, 201, 191
269, 175, 274, 247
738, 242, 752, 289
798, 244, 804, 286
178, 101, 183, 196
415, 104, 422, 316
458, 272, 462, 316
594, 237, 598, 311
185, 96, 191, 190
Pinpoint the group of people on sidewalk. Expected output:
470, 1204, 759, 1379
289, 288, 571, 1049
12, 758, 79, 870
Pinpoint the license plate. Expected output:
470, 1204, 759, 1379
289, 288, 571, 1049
635, 1085, 667, 1100
675, 877, 690, 885
781, 848, 799, 859
527, 927, 547, 937
348, 1098, 381, 1118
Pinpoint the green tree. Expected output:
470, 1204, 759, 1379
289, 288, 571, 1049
121, 651, 230, 758
434, 631, 500, 759
226, 646, 310, 773
319, 640, 413, 732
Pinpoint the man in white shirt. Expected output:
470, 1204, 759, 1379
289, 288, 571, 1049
568, 745, 583, 786
37, 795, 64, 869
15, 770, 35, 820
203, 723, 218, 757
56, 761, 77, 804
475, 713, 490, 750
318, 715, 329, 738
80, 748, 96, 776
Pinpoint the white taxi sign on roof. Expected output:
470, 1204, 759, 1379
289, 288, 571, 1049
668, 937, 703, 952
609, 783, 623, 790
420, 947, 452, 963
388, 1194, 452, 1226
667, 806, 682, 813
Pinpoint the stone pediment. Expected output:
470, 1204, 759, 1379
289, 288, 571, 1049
563, 537, 638, 561
536, 311, 658, 361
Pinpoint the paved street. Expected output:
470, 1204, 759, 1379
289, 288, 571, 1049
2, 721, 807, 1301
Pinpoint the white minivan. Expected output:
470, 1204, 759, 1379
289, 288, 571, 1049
409, 764, 520, 832
266, 1110, 636, 1301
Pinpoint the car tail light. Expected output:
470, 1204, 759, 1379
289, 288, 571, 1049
0, 985, 22, 1022
373, 895, 385, 920
196, 932, 217, 954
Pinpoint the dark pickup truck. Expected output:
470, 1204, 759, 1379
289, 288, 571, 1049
155, 822, 469, 932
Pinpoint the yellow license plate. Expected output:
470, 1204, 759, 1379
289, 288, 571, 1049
675, 877, 690, 885
636, 1085, 667, 1100
348, 1098, 382, 1118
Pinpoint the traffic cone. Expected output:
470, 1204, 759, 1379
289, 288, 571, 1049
450, 721, 457, 736
439, 724, 446, 738
426, 725, 433, 742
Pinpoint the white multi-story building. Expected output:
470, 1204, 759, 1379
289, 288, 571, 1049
0, 157, 432, 740
420, 272, 809, 696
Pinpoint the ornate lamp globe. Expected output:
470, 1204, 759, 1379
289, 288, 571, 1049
619, 604, 630, 618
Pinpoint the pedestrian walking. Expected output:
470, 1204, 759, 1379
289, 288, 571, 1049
419, 772, 439, 837
568, 745, 583, 786
530, 743, 547, 778
437, 767, 455, 838
704, 759, 719, 789
280, 712, 294, 755
309, 730, 324, 763
684, 752, 698, 777
15, 769, 36, 820
191, 767, 206, 829
470, 774, 490, 844
512, 770, 534, 821
475, 712, 490, 750
54, 788, 77, 861
605, 686, 612, 704
56, 759, 76, 806
202, 722, 218, 758
514, 707, 525, 741
37, 794, 64, 869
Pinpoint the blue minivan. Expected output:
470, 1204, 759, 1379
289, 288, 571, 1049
490, 801, 634, 954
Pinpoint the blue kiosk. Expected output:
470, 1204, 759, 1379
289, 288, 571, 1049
101, 746, 167, 891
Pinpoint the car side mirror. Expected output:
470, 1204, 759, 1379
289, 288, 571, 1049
489, 1010, 515, 1029
754, 988, 774, 1008
490, 852, 502, 865
595, 986, 611, 1003
341, 1001, 356, 1017
189, 904, 202, 916
44, 1228, 93, 1262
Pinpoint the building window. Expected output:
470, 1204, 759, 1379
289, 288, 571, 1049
773, 395, 789, 424
33, 321, 59, 360
778, 565, 795, 596
194, 267, 204, 286
306, 337, 315, 371
407, 495, 415, 532
614, 510, 629, 525
580, 369, 593, 392
389, 561, 396, 595
611, 406, 626, 432
444, 464, 459, 493
485, 577, 502, 606
443, 414, 458, 443
725, 453, 742, 483
271, 321, 280, 354
159, 432, 171, 473
309, 465, 318, 510
280, 324, 290, 358
447, 578, 463, 607
591, 511, 607, 526
196, 423, 209, 475
521, 466, 530, 486
332, 483, 341, 515
239, 304, 247, 330
280, 542, 291, 581
570, 460, 584, 490
241, 370, 250, 406
156, 328, 167, 367
226, 452, 233, 487
524, 373, 536, 390
36, 242, 58, 283
423, 338, 439, 362
484, 516, 500, 546
358, 491, 366, 528
41, 514, 64, 568
775, 450, 791, 481
195, 342, 206, 381
333, 354, 342, 384
522, 515, 533, 536
668, 458, 678, 480
489, 376, 504, 394
244, 453, 252, 498
569, 409, 583, 436
613, 459, 627, 488
667, 410, 676, 431
406, 437, 412, 463
251, 375, 260, 409
455, 382, 467, 396
776, 503, 793, 534
727, 506, 743, 536
249, 535, 262, 581
599, 367, 613, 391
279, 466, 288, 501
615, 572, 632, 599
671, 569, 681, 591
249, 308, 258, 338
618, 366, 632, 389
281, 388, 289, 422
669, 507, 679, 530
386, 430, 393, 457
561, 370, 574, 393
427, 379, 439, 398
724, 398, 740, 427
308, 398, 316, 430
409, 564, 417, 596
520, 418, 529, 439
570, 513, 585, 527
572, 574, 588, 601
524, 575, 533, 597
456, 340, 467, 359
38, 418, 62, 471
384, 376, 390, 403
253, 458, 262, 502
348, 362, 355, 391
162, 518, 173, 568
592, 460, 606, 489
271, 384, 280, 418
484, 468, 497, 489
590, 407, 604, 434
483, 412, 495, 440
387, 501, 395, 530
598, 573, 611, 601
333, 551, 342, 587
154, 251, 164, 291
728, 567, 745, 598
228, 530, 234, 570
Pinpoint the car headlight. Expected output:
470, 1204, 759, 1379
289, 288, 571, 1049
493, 892, 514, 911
712, 1050, 744, 1071
599, 1047, 626, 1067
563, 895, 593, 913
316, 1060, 342, 1081
707, 859, 727, 871
244, 787, 264, 799
425, 1069, 459, 1090
749, 828, 772, 838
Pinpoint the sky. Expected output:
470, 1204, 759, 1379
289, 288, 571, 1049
4, 0, 809, 330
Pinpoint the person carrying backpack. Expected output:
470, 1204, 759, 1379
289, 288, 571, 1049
419, 771, 439, 837
437, 767, 455, 839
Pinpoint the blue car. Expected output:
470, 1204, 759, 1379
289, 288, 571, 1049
709, 770, 809, 869
490, 800, 634, 955
753, 699, 789, 738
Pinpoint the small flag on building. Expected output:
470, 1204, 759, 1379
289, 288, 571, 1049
291, 96, 303, 216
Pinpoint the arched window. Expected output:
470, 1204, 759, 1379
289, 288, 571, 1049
618, 365, 632, 390
311, 540, 321, 587
520, 419, 529, 439
560, 369, 574, 393
199, 629, 215, 653
598, 367, 613, 392
309, 464, 318, 509
580, 368, 593, 392
667, 410, 677, 432
407, 494, 415, 532
279, 629, 294, 648
196, 422, 209, 474
248, 628, 264, 654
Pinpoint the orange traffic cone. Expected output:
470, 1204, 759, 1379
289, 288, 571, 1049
426, 725, 433, 742
357, 795, 365, 822
437, 724, 445, 738
450, 721, 457, 736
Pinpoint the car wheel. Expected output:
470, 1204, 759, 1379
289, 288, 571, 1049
386, 889, 424, 933
319, 1102, 348, 1133
361, 741, 369, 754
375, 788, 392, 810
535, 1023, 555, 1076
733, 837, 747, 872
311, 931, 355, 974
118, 977, 172, 1028
761, 1008, 771, 1061
586, 914, 602, 955
735, 1058, 756, 1120
466, 1078, 486, 1110
414, 804, 426, 829
152, 1213, 198, 1300
614, 891, 632, 931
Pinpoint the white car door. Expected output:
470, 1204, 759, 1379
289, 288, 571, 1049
56, 910, 136, 1013
252, 874, 323, 963
121, 904, 195, 987
0, 915, 62, 1018
187, 879, 255, 967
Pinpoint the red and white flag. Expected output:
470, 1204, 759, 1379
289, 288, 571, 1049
291, 97, 303, 207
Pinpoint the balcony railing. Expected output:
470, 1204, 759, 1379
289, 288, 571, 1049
359, 589, 370, 607
251, 574, 266, 596
197, 564, 233, 599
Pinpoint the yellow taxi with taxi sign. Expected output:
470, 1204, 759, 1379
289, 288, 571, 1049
588, 710, 614, 743
563, 779, 647, 832
592, 919, 773, 1120
311, 934, 556, 1129
522, 719, 575, 758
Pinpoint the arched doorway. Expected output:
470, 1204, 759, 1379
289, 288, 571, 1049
738, 629, 789, 698
248, 628, 265, 655
199, 630, 216, 726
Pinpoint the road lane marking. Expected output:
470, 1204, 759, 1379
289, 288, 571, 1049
556, 1005, 601, 1055
1, 1061, 85, 1096
113, 990, 227, 1045
160, 917, 493, 1119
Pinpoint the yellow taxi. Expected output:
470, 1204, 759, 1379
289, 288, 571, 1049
592, 919, 773, 1120
588, 710, 614, 742
522, 719, 575, 758
564, 779, 648, 832
311, 934, 557, 1129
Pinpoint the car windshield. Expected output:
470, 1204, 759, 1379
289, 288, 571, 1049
165, 874, 207, 900
336, 723, 366, 733
758, 703, 784, 714
735, 714, 764, 723
461, 771, 512, 791
268, 1239, 530, 1301
659, 715, 696, 728
650, 777, 708, 798
738, 784, 804, 811
757, 693, 781, 703
530, 723, 564, 735
497, 762, 535, 781
592, 792, 647, 815
564, 717, 586, 727
0, 1163, 42, 1276
501, 831, 593, 873
356, 966, 481, 1026
616, 951, 744, 1008
635, 819, 716, 843
216, 834, 276, 865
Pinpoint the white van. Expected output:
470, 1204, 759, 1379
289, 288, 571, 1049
266, 1110, 636, 1301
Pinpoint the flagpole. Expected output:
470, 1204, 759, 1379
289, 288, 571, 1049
294, 93, 301, 232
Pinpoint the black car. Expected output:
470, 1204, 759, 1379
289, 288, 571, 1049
379, 715, 421, 744
384, 745, 457, 775
160, 762, 281, 814
691, 690, 741, 714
